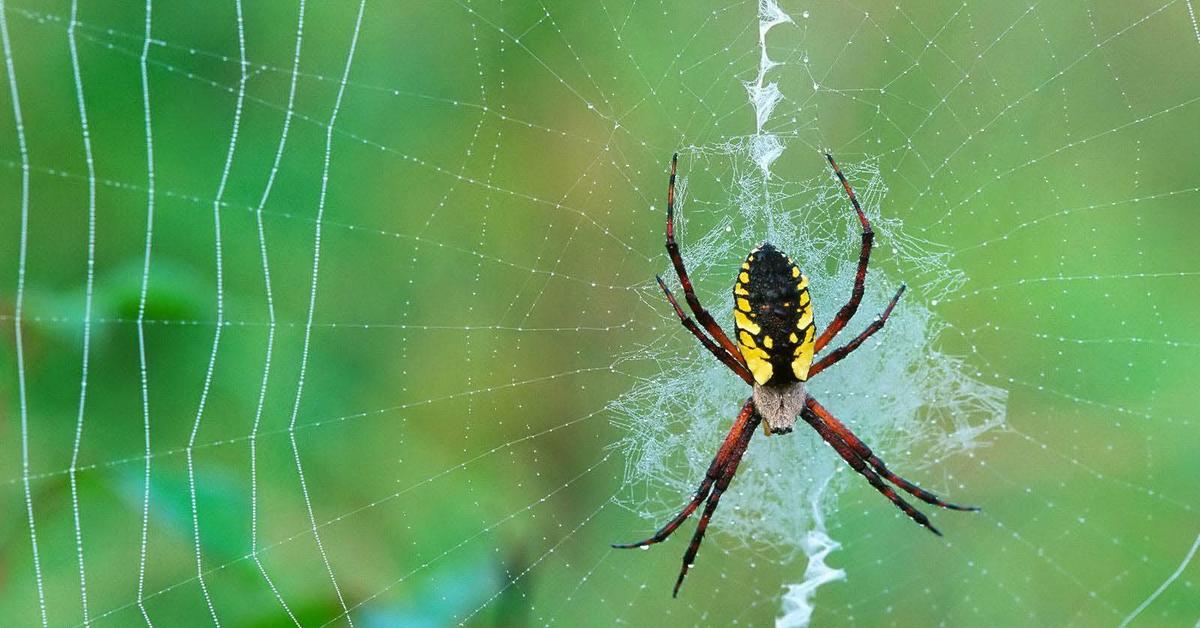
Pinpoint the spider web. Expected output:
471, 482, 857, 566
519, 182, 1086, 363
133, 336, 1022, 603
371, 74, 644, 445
1, 1, 1198, 626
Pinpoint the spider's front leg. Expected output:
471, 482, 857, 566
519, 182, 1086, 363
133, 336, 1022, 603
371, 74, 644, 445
612, 398, 757, 550
798, 403, 942, 535
800, 395, 979, 536
804, 396, 977, 512
671, 407, 759, 597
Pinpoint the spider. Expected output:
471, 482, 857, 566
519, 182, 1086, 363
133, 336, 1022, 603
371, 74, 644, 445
613, 153, 978, 597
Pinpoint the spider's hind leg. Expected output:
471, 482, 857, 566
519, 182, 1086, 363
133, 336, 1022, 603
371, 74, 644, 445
813, 153, 875, 353
809, 284, 905, 378
662, 153, 747, 368
655, 275, 753, 384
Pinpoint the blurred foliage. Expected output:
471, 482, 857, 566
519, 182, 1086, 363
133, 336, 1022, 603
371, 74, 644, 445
1, 1, 1198, 626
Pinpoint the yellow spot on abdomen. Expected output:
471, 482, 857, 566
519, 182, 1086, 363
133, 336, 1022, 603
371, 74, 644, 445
792, 312, 815, 381
740, 346, 773, 384
734, 309, 761, 335
736, 297, 751, 312
797, 308, 814, 330
792, 344, 813, 381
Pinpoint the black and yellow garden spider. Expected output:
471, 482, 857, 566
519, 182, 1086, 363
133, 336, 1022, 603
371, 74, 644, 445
613, 153, 978, 597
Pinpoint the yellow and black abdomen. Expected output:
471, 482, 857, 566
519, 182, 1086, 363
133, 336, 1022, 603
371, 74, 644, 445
733, 243, 816, 386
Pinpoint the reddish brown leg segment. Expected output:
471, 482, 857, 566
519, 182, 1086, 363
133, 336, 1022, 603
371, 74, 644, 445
612, 399, 757, 549
672, 409, 761, 597
814, 153, 875, 354
809, 284, 905, 378
805, 396, 978, 511
656, 275, 753, 385
663, 154, 747, 368
798, 403, 942, 535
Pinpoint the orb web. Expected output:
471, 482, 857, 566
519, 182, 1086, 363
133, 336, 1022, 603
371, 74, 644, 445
1, 0, 1198, 626
609, 147, 1007, 574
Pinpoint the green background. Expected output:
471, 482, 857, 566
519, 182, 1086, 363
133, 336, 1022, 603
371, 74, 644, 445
1, 1, 1198, 626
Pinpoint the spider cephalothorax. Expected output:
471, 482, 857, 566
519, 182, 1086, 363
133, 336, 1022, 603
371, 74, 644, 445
614, 153, 979, 597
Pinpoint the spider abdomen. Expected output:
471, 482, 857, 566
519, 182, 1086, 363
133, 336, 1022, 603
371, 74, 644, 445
733, 243, 816, 387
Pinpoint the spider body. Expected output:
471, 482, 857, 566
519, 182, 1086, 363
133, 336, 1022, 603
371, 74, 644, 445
614, 153, 979, 598
734, 243, 816, 434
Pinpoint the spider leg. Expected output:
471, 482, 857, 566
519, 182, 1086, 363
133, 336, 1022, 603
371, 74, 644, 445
805, 396, 978, 512
814, 153, 875, 354
663, 153, 747, 368
673, 409, 761, 597
612, 398, 757, 549
809, 284, 905, 378
656, 275, 753, 385
798, 404, 942, 536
